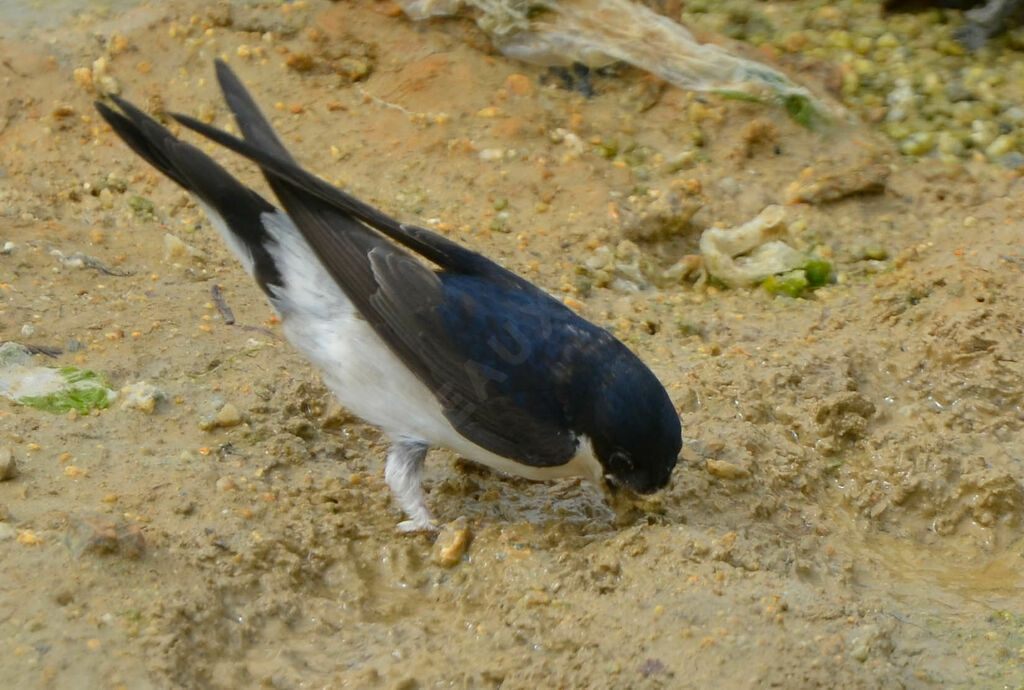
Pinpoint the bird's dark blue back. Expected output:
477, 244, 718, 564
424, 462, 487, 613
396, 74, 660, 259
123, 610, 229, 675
437, 273, 621, 430
437, 272, 680, 487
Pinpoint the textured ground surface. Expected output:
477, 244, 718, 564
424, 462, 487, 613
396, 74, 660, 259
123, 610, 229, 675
1, 1, 1023, 687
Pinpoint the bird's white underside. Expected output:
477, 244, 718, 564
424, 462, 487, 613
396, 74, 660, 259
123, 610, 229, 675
199, 203, 604, 526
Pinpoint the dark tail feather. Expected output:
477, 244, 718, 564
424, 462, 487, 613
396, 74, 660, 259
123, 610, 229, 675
95, 101, 191, 190
93, 96, 284, 293
171, 89, 500, 280
214, 59, 295, 164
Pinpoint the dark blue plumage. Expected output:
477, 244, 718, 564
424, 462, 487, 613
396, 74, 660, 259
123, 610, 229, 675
94, 59, 682, 530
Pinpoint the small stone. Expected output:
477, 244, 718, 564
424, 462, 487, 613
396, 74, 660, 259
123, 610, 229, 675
337, 57, 370, 81
985, 134, 1016, 158
0, 342, 32, 366
320, 398, 354, 430
216, 475, 237, 492
215, 403, 243, 427
522, 589, 551, 607
706, 459, 748, 479
163, 233, 204, 263
16, 530, 41, 545
73, 66, 94, 92
172, 499, 196, 516
0, 447, 17, 481
66, 513, 145, 559
505, 73, 533, 96
786, 163, 891, 205
431, 518, 471, 567
119, 381, 163, 414
1000, 152, 1024, 169
0, 523, 15, 541
850, 640, 870, 662
91, 56, 120, 96
900, 132, 935, 156
281, 415, 314, 440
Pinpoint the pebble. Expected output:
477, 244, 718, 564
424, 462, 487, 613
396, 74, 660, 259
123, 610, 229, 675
985, 134, 1016, 158
900, 132, 935, 156
505, 73, 533, 96
617, 188, 703, 241
91, 56, 121, 96
163, 233, 204, 263
0, 447, 17, 481
431, 518, 471, 567
215, 403, 243, 427
706, 459, 748, 480
66, 513, 145, 559
119, 381, 164, 414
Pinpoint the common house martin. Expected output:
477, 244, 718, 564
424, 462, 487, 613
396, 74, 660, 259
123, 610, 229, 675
94, 60, 681, 531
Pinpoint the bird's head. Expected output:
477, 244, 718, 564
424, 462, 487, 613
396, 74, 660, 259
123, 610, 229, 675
581, 346, 681, 494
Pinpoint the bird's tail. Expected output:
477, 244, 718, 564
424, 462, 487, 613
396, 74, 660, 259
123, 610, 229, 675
94, 96, 284, 294
213, 59, 296, 165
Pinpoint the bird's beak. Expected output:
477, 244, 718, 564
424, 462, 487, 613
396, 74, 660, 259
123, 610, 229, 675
603, 474, 622, 495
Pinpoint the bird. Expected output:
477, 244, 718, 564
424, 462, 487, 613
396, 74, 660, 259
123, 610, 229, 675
94, 59, 681, 532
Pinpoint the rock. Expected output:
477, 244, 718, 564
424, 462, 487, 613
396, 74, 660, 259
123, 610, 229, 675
785, 162, 890, 205
617, 187, 702, 241
66, 513, 145, 559
431, 518, 471, 567
91, 56, 121, 96
284, 415, 315, 439
706, 459, 749, 480
0, 447, 17, 481
815, 391, 876, 443
215, 403, 243, 427
163, 233, 204, 263
0, 342, 32, 367
320, 397, 354, 430
119, 381, 164, 414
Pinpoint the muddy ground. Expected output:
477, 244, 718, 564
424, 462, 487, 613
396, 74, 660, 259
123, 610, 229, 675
1, 1, 1023, 687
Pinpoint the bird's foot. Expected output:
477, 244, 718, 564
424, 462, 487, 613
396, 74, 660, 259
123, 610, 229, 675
386, 439, 437, 534
396, 518, 439, 534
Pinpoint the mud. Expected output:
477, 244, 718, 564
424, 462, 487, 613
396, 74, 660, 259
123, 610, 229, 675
1, 1, 1023, 687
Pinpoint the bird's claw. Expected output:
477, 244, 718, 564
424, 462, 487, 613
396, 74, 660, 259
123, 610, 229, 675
396, 518, 439, 534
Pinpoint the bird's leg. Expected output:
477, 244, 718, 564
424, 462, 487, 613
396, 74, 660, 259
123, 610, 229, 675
384, 439, 436, 533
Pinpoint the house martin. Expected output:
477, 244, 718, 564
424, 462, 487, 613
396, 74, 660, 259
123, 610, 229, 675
94, 60, 681, 531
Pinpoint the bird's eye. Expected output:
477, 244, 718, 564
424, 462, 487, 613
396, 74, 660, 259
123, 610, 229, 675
609, 450, 633, 472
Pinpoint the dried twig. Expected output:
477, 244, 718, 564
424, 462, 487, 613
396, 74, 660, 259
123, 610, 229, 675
210, 284, 235, 325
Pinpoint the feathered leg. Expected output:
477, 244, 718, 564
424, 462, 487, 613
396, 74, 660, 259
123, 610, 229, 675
384, 439, 435, 532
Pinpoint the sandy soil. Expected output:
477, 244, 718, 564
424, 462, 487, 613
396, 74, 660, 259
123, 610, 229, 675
1, 1, 1023, 687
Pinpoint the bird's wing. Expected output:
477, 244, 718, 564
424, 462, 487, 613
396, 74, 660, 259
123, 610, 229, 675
198, 61, 578, 466
96, 80, 579, 466
265, 180, 578, 466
